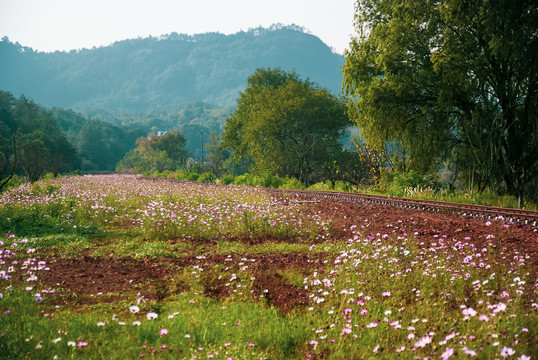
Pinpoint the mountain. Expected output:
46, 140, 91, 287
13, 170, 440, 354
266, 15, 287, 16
0, 24, 344, 114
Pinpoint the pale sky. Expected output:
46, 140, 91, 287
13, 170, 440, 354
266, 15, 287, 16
0, 0, 356, 54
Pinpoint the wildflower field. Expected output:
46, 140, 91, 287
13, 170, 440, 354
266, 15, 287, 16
0, 175, 536, 359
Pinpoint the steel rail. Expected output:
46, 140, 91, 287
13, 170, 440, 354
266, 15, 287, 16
139, 177, 538, 226
270, 188, 538, 226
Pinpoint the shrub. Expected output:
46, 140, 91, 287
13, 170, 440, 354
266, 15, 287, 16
197, 172, 216, 183
280, 177, 305, 190
217, 174, 235, 185
387, 170, 441, 197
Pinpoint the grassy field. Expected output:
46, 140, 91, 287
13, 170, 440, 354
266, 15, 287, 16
0, 175, 535, 359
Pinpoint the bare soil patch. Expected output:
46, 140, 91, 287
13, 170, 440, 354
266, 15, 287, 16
38, 198, 537, 312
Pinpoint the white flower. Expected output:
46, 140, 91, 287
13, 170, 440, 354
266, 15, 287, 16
129, 305, 140, 313
132, 321, 141, 326
441, 347, 454, 360
462, 307, 477, 317
414, 336, 432, 348
500, 347, 516, 357
146, 312, 158, 320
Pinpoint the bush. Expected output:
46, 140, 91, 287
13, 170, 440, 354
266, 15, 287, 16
0, 174, 24, 194
217, 174, 235, 185
387, 170, 441, 197
232, 173, 258, 186
280, 177, 305, 190
197, 172, 216, 183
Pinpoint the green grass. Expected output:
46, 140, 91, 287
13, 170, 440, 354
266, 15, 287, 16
0, 175, 535, 359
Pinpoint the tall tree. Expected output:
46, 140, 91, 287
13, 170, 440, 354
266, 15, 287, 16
19, 131, 50, 182
222, 67, 350, 185
0, 134, 19, 192
343, 0, 537, 205
0, 92, 80, 180
116, 131, 189, 173
205, 131, 230, 177
149, 130, 189, 167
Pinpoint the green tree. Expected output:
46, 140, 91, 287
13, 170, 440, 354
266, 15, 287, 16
116, 131, 189, 173
77, 120, 111, 170
343, 0, 538, 206
149, 130, 189, 167
222, 68, 350, 185
0, 92, 79, 180
19, 131, 50, 182
0, 134, 19, 192
205, 131, 230, 177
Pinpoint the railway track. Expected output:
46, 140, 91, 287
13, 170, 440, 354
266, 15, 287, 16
270, 188, 538, 226
141, 176, 538, 226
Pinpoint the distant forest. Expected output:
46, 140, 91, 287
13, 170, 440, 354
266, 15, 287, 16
1, 25, 346, 181
0, 24, 343, 113
0, 91, 241, 174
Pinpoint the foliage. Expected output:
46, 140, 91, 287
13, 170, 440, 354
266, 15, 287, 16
204, 131, 231, 178
0, 25, 343, 112
386, 170, 441, 197
0, 134, 19, 192
0, 175, 535, 359
117, 131, 189, 173
222, 67, 351, 185
343, 0, 538, 206
307, 180, 353, 192
0, 91, 80, 182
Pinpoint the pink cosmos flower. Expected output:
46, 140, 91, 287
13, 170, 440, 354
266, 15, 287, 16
159, 329, 168, 336
414, 336, 432, 348
360, 309, 368, 315
462, 307, 477, 317
493, 302, 507, 313
462, 347, 477, 356
382, 291, 391, 297
441, 347, 454, 360
500, 346, 515, 357
247, 343, 255, 347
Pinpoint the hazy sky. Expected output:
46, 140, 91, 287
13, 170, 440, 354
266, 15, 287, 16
0, 0, 356, 54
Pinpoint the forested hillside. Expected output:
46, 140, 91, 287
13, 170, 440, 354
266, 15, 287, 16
0, 25, 343, 113
0, 91, 144, 179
